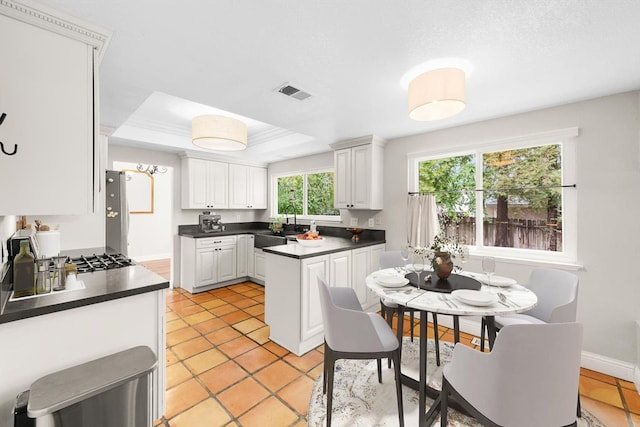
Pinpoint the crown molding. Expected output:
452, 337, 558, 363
0, 0, 111, 63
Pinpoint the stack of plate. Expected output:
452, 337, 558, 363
375, 274, 409, 288
451, 289, 498, 306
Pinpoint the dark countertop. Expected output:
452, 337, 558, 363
178, 222, 273, 238
262, 236, 386, 259
0, 248, 169, 325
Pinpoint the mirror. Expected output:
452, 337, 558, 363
123, 169, 154, 214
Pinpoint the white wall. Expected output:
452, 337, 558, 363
383, 91, 640, 369
112, 161, 173, 261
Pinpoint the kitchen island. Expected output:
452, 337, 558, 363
263, 234, 385, 356
0, 253, 169, 427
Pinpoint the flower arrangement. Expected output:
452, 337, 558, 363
408, 232, 467, 278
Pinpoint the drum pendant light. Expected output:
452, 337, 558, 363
192, 115, 247, 151
408, 67, 466, 121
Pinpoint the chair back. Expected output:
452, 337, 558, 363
525, 268, 579, 322
379, 251, 404, 269
447, 323, 583, 426
317, 277, 387, 352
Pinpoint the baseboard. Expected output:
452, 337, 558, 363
404, 313, 638, 382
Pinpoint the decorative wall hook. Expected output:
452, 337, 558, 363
0, 142, 17, 156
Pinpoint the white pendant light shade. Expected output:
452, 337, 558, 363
408, 67, 466, 121
192, 115, 247, 151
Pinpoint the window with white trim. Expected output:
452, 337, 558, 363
272, 170, 340, 220
409, 130, 577, 264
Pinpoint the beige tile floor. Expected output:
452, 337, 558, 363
140, 260, 640, 426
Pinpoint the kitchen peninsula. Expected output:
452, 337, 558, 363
0, 251, 169, 427
263, 232, 385, 356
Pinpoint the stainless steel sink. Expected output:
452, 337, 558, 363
254, 234, 287, 249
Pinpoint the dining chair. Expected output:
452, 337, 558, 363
379, 251, 446, 365
318, 277, 404, 427
441, 322, 583, 427
480, 268, 579, 351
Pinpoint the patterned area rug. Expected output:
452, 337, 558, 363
308, 338, 604, 427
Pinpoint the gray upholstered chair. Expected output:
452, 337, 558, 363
318, 277, 404, 427
441, 322, 583, 427
480, 268, 579, 351
379, 251, 443, 365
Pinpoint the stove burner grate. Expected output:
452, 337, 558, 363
68, 253, 135, 273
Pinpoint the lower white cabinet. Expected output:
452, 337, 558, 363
247, 235, 255, 278
265, 243, 385, 356
237, 235, 248, 277
180, 236, 237, 292
253, 248, 266, 282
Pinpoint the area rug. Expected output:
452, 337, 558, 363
308, 338, 604, 427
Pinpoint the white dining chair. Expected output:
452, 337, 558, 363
480, 267, 579, 351
441, 322, 583, 427
318, 277, 404, 427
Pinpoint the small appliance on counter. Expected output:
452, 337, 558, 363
8, 229, 40, 261
199, 211, 224, 233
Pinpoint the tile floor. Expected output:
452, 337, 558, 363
140, 260, 639, 427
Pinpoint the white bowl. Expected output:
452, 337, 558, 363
296, 237, 324, 247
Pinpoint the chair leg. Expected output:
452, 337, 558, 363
380, 299, 386, 320
392, 349, 405, 427
432, 312, 441, 366
480, 317, 486, 352
377, 358, 382, 383
577, 390, 582, 417
409, 310, 415, 342
323, 343, 329, 394
326, 353, 336, 427
441, 377, 449, 427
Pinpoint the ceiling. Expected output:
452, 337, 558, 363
40, 0, 640, 164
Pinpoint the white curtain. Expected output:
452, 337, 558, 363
406, 194, 440, 248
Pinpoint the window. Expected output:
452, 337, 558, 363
411, 129, 577, 264
274, 170, 340, 220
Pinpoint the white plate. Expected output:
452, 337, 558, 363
376, 275, 410, 288
482, 275, 517, 287
451, 289, 498, 306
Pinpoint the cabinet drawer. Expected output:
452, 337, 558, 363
196, 236, 237, 248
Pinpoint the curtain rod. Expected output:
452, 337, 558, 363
408, 183, 576, 196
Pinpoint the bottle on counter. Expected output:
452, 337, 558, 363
36, 258, 51, 294
13, 240, 36, 297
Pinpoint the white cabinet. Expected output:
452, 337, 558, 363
247, 235, 255, 278
331, 135, 385, 210
351, 247, 371, 306
0, 6, 110, 215
229, 164, 267, 209
254, 248, 266, 282
181, 157, 228, 209
180, 236, 237, 292
237, 235, 249, 277
329, 251, 352, 287
301, 256, 330, 341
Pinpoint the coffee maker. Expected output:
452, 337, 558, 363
199, 212, 223, 233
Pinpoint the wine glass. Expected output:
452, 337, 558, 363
482, 256, 496, 285
400, 244, 410, 272
409, 251, 425, 286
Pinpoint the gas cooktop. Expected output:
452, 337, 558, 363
67, 253, 135, 274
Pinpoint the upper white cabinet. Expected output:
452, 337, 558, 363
181, 157, 228, 209
331, 135, 385, 210
181, 154, 267, 210
229, 164, 267, 209
0, 2, 110, 215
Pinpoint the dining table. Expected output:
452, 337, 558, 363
366, 268, 538, 427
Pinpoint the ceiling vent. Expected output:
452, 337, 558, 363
275, 83, 312, 101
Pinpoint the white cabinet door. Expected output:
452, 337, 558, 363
329, 251, 351, 287
218, 245, 237, 282
195, 248, 216, 287
254, 249, 266, 281
236, 235, 248, 277
248, 166, 267, 209
247, 236, 255, 278
228, 163, 249, 209
351, 247, 370, 306
367, 244, 386, 308
208, 161, 229, 209
0, 14, 94, 215
333, 148, 351, 209
350, 144, 372, 208
301, 256, 329, 341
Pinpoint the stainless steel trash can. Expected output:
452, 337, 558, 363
19, 346, 157, 427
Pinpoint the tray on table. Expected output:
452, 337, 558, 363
405, 270, 481, 293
